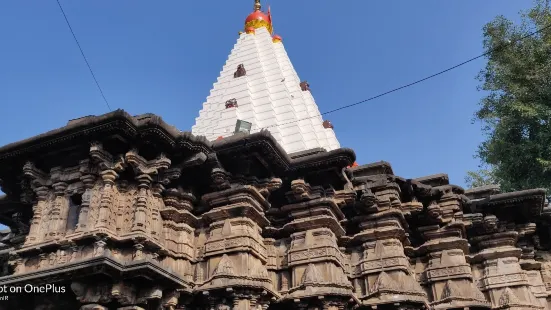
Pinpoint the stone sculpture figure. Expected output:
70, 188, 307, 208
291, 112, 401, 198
234, 64, 246, 78
300, 81, 310, 92
225, 98, 238, 109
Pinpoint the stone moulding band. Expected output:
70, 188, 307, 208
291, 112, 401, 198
0, 256, 191, 289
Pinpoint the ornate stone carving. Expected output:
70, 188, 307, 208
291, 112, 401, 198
300, 81, 311, 92
225, 98, 238, 109
234, 64, 246, 78
211, 168, 231, 190
4, 113, 551, 310
322, 120, 334, 129
71, 281, 113, 305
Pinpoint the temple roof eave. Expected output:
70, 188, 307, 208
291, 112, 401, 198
213, 129, 355, 176
0, 109, 214, 163
469, 188, 547, 216
0, 110, 355, 197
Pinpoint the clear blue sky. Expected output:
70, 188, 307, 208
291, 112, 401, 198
0, 0, 532, 188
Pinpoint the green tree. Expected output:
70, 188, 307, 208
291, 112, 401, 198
464, 167, 498, 188
471, 0, 551, 192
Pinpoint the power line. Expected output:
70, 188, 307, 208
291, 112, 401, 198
205, 22, 551, 136
55, 0, 112, 111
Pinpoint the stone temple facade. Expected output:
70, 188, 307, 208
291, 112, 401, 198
0, 110, 550, 310
2, 1, 551, 310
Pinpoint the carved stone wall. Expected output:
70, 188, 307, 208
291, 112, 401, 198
0, 117, 550, 310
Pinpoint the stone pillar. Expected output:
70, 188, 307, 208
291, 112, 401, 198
232, 297, 240, 310
75, 174, 96, 232
25, 186, 49, 244
89, 142, 125, 232
124, 149, 171, 236
471, 215, 543, 309
48, 182, 69, 239
161, 290, 180, 310
132, 174, 152, 233
516, 223, 549, 309
22, 161, 50, 244
71, 281, 112, 310
199, 180, 277, 297
419, 224, 489, 308
161, 187, 197, 262
350, 177, 428, 308
150, 183, 164, 241
96, 169, 117, 230
281, 179, 353, 304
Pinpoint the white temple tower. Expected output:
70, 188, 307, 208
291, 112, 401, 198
191, 0, 340, 154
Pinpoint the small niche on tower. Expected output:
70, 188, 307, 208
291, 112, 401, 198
65, 193, 83, 232
322, 120, 334, 129
234, 64, 247, 78
225, 98, 238, 109
300, 81, 311, 92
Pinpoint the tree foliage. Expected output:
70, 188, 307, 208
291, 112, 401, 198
471, 0, 551, 192
464, 167, 497, 189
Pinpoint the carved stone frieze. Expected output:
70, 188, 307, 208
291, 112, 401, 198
2, 112, 551, 310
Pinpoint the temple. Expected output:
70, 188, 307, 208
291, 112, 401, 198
191, 0, 340, 154
1, 2, 551, 310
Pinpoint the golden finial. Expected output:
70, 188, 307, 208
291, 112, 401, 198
254, 0, 261, 11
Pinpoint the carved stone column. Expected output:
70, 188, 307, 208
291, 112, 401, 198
517, 223, 549, 309
25, 186, 49, 245
161, 187, 197, 261
150, 183, 164, 241
419, 224, 489, 309
89, 142, 126, 233
124, 149, 171, 235
132, 174, 152, 233
96, 169, 117, 230
110, 280, 145, 310
281, 179, 354, 304
470, 215, 544, 309
350, 176, 428, 309
22, 161, 50, 245
75, 173, 96, 232
48, 182, 68, 239
161, 290, 180, 310
232, 296, 241, 310
198, 173, 280, 300
71, 281, 112, 310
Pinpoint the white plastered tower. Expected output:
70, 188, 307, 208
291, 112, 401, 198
191, 0, 340, 154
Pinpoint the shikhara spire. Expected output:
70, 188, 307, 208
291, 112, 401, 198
191, 0, 341, 153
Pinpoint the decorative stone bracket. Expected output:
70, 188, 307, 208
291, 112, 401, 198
300, 81, 311, 92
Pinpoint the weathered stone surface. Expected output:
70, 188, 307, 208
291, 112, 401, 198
0, 110, 549, 310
